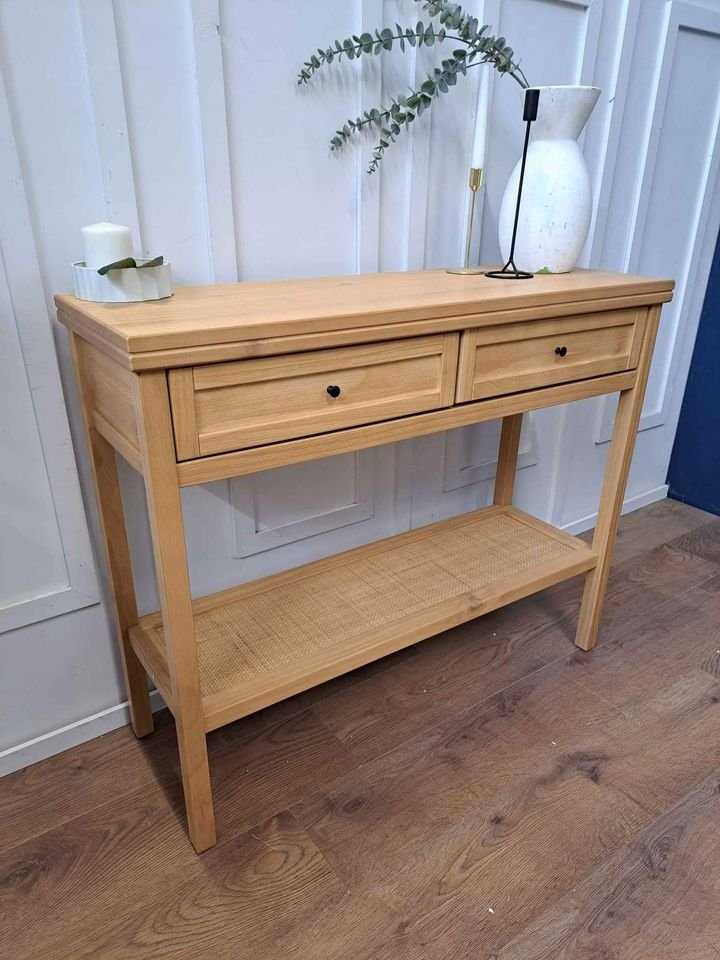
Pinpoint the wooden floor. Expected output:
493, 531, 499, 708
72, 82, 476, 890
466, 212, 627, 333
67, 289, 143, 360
2, 498, 720, 960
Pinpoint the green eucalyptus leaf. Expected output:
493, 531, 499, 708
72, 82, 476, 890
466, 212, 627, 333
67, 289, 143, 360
304, 1, 530, 175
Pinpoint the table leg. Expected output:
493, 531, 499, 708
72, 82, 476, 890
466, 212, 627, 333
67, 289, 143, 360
575, 306, 661, 652
494, 413, 524, 506
136, 371, 216, 852
69, 334, 153, 737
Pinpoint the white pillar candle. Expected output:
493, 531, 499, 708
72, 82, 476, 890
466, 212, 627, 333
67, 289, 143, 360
82, 222, 133, 270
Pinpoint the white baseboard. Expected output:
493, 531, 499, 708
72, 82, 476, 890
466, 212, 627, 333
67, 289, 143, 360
0, 689, 166, 778
0, 487, 669, 778
560, 484, 669, 537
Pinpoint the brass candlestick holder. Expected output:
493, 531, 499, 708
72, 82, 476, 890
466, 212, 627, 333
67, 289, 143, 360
447, 166, 484, 275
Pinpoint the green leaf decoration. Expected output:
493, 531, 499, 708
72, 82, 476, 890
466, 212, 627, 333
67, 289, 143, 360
299, 0, 530, 170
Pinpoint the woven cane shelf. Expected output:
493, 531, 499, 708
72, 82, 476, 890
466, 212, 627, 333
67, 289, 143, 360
129, 505, 596, 731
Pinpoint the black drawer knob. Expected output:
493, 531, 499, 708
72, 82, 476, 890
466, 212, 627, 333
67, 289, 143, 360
326, 384, 341, 398
555, 346, 568, 358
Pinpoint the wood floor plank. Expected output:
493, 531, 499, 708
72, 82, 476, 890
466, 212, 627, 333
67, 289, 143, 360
537, 539, 719, 638
581, 497, 715, 566
0, 709, 180, 853
297, 576, 720, 958
316, 536, 718, 766
21, 813, 347, 960
0, 776, 194, 949
4, 500, 720, 960
492, 770, 720, 960
296, 663, 648, 951
589, 668, 720, 820
293, 708, 482, 856
339, 664, 720, 960
326, 739, 650, 959
313, 604, 560, 764
0, 689, 334, 856
570, 576, 720, 716
0, 707, 355, 954
670, 518, 720, 566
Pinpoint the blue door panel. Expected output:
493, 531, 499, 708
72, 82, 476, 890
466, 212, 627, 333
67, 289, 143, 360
667, 230, 720, 516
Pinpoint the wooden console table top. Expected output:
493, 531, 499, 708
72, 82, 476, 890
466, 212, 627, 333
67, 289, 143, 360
56, 268, 673, 366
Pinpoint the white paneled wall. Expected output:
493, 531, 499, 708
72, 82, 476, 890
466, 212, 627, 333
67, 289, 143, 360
2, 0, 720, 773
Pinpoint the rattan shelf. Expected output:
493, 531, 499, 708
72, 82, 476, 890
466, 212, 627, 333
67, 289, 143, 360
129, 505, 596, 731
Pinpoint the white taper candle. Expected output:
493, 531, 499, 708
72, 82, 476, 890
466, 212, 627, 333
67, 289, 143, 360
82, 222, 133, 270
470, 71, 490, 169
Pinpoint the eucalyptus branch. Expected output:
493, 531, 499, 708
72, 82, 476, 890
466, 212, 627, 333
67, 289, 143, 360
331, 51, 472, 173
299, 0, 530, 173
419, 0, 529, 87
298, 23, 454, 84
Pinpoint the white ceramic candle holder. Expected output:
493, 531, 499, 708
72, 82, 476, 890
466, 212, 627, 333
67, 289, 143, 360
72, 259, 173, 303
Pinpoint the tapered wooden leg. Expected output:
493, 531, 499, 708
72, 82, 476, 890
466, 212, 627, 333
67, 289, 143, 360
575, 307, 661, 652
494, 413, 523, 506
69, 335, 153, 737
136, 371, 216, 852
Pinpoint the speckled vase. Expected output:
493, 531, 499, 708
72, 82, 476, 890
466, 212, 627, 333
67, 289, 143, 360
498, 85, 601, 274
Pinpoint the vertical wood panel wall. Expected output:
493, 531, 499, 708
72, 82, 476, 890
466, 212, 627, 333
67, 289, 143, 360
2, 0, 719, 771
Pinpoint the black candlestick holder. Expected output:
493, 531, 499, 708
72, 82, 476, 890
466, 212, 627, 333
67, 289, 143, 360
486, 88, 540, 280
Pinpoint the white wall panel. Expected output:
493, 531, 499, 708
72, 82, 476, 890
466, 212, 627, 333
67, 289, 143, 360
188, 0, 239, 283
3, 0, 720, 771
232, 453, 375, 557
0, 262, 68, 618
0, 2, 99, 633
78, 0, 143, 243
560, 0, 720, 528
222, 1, 361, 281
596, 1, 720, 440
113, 0, 210, 281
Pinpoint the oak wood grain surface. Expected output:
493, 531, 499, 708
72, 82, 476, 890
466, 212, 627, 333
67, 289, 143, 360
2, 499, 719, 960
455, 308, 643, 401
55, 268, 673, 363
171, 333, 459, 457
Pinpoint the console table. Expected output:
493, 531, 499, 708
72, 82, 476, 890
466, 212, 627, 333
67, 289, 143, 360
56, 268, 673, 852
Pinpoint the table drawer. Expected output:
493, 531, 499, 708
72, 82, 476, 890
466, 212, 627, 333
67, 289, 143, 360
169, 333, 459, 459
456, 308, 646, 402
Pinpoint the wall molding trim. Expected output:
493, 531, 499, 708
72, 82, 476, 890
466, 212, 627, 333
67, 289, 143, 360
0, 689, 166, 778
560, 484, 669, 537
230, 450, 376, 558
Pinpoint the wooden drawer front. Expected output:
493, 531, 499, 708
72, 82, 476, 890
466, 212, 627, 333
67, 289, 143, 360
170, 333, 459, 458
456, 308, 645, 402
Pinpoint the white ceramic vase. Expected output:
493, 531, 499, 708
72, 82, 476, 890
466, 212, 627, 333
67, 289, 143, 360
498, 85, 601, 274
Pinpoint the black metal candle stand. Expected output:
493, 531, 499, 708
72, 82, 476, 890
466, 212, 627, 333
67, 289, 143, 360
486, 88, 539, 281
